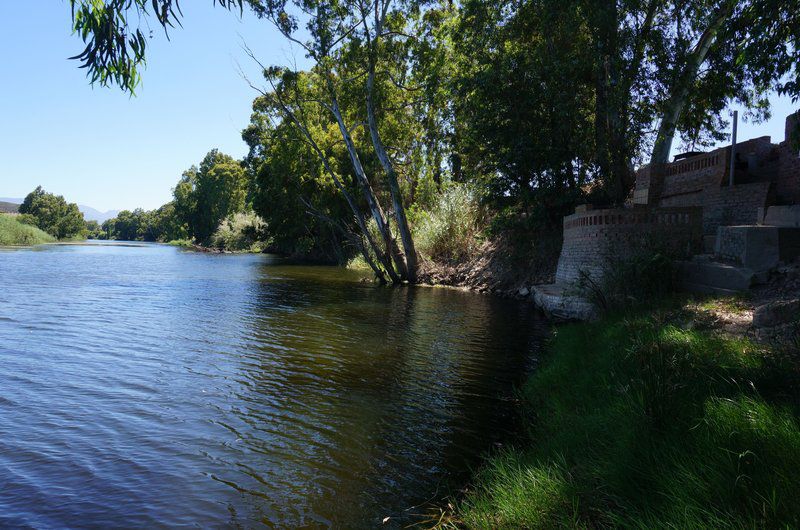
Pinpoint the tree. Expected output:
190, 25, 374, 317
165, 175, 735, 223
19, 186, 86, 239
171, 150, 248, 243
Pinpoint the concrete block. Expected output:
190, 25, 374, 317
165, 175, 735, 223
532, 284, 597, 321
677, 261, 755, 291
764, 205, 800, 227
715, 226, 780, 271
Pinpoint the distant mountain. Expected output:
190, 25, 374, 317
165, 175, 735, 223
79, 205, 121, 224
0, 197, 119, 223
0, 201, 19, 213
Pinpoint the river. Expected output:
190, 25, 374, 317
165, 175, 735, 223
0, 241, 547, 528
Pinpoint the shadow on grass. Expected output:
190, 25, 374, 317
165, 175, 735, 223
447, 304, 800, 528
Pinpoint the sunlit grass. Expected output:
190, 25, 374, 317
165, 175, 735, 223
450, 307, 800, 528
0, 214, 55, 246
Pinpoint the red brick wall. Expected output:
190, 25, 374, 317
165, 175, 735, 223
700, 181, 772, 235
776, 142, 800, 204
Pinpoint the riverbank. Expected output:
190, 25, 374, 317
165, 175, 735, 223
441, 295, 800, 528
0, 214, 55, 246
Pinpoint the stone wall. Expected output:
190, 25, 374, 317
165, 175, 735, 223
555, 206, 702, 284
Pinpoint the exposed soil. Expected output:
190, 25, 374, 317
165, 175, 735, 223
685, 258, 800, 348
416, 236, 560, 299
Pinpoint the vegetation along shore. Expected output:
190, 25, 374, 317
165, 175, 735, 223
2, 0, 800, 526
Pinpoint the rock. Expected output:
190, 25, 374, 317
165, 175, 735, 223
753, 298, 800, 328
518, 286, 530, 297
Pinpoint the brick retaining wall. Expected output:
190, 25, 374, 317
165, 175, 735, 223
555, 207, 702, 284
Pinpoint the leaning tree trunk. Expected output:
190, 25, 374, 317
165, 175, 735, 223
328, 87, 407, 283
365, 62, 419, 282
650, 2, 734, 165
268, 80, 392, 283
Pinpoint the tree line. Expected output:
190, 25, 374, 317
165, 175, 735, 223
67, 0, 800, 281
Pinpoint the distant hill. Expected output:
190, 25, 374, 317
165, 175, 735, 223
79, 205, 121, 224
0, 197, 119, 223
0, 201, 19, 214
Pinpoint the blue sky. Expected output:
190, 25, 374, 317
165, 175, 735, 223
0, 2, 797, 212
0, 1, 308, 211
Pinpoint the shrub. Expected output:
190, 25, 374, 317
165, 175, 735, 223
208, 211, 268, 252
412, 185, 484, 264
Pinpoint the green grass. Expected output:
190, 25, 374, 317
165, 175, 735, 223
166, 239, 194, 247
0, 214, 55, 246
452, 306, 800, 528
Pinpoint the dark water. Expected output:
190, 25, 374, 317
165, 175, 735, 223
0, 241, 546, 528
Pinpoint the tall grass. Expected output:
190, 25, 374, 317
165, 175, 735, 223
411, 185, 484, 264
0, 214, 55, 246
453, 306, 800, 528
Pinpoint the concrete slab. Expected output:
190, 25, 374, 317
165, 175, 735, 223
532, 283, 597, 321
764, 205, 800, 227
677, 260, 756, 291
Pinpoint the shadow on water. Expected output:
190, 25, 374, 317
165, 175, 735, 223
217, 264, 549, 527
0, 245, 548, 528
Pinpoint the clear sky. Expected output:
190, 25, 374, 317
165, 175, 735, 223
0, 2, 797, 212
0, 1, 308, 211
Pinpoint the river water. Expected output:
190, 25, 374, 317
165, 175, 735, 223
0, 241, 546, 528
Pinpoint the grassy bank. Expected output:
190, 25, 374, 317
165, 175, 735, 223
0, 214, 55, 246
450, 303, 800, 528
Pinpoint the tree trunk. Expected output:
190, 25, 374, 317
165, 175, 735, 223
365, 62, 419, 282
270, 82, 392, 283
328, 87, 406, 283
650, 2, 734, 165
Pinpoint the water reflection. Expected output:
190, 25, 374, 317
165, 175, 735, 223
0, 243, 547, 528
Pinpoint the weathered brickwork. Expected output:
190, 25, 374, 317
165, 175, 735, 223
552, 112, 800, 293
776, 141, 800, 203
556, 207, 702, 284
701, 181, 772, 234
635, 113, 799, 235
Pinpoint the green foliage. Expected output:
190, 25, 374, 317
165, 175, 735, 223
411, 184, 483, 264
19, 186, 86, 240
0, 214, 56, 246
69, 0, 242, 93
244, 77, 361, 263
66, 0, 800, 269
84, 220, 102, 239
173, 150, 248, 244
455, 309, 800, 528
209, 211, 268, 252
102, 202, 187, 242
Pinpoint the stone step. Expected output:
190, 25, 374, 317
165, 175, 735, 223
677, 260, 755, 292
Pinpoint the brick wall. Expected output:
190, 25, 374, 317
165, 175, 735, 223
555, 207, 702, 284
776, 142, 800, 204
700, 181, 772, 235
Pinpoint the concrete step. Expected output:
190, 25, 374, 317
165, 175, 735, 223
680, 281, 743, 296
532, 283, 597, 321
677, 261, 755, 292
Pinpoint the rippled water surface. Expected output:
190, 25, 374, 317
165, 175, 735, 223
0, 241, 546, 527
